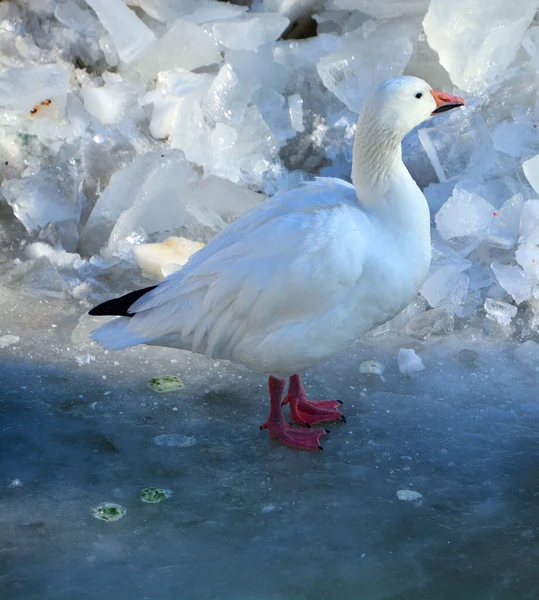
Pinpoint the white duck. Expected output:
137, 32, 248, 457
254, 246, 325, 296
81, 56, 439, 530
89, 76, 465, 451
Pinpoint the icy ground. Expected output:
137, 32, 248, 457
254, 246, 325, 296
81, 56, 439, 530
3, 290, 539, 599
3, 0, 539, 597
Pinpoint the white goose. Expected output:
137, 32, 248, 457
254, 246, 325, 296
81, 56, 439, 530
90, 76, 465, 451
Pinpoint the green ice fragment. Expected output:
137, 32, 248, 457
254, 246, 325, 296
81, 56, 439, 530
92, 503, 126, 521
148, 375, 184, 393
140, 487, 173, 503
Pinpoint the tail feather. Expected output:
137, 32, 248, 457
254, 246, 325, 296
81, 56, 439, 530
88, 285, 157, 317
90, 317, 153, 350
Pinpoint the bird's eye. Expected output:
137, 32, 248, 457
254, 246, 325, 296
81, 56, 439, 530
415, 92, 423, 99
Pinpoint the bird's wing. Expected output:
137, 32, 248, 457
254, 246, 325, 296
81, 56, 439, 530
93, 178, 370, 358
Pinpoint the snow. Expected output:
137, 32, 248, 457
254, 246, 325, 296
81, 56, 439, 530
3, 0, 539, 597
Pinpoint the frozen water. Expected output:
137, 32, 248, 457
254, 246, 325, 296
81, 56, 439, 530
522, 153, 539, 194
491, 262, 535, 305
484, 298, 518, 327
423, 0, 538, 92
396, 348, 425, 376
317, 19, 420, 112
134, 19, 222, 82
206, 13, 289, 51
328, 0, 430, 19
2, 163, 81, 233
420, 265, 469, 310
435, 188, 496, 241
84, 0, 157, 64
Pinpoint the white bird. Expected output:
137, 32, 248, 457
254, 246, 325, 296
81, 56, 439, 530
89, 76, 465, 451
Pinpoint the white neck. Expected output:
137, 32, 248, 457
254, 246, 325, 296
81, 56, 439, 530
351, 104, 431, 257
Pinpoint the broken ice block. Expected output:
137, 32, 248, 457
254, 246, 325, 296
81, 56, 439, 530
328, 0, 429, 19
82, 77, 143, 124
397, 348, 426, 375
80, 150, 198, 256
491, 262, 535, 305
435, 188, 496, 240
288, 94, 305, 133
207, 13, 289, 51
133, 236, 204, 279
523, 154, 539, 195
423, 0, 538, 92
514, 340, 539, 370
418, 112, 495, 182
420, 265, 469, 309
84, 0, 156, 64
0, 65, 69, 118
317, 19, 419, 112
2, 164, 81, 233
134, 19, 222, 82
484, 298, 517, 327
203, 63, 249, 125
134, 0, 247, 24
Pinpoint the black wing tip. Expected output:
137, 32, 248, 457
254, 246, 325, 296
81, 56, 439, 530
88, 285, 158, 318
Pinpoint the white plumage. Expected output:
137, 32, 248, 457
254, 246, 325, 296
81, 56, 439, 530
90, 76, 465, 450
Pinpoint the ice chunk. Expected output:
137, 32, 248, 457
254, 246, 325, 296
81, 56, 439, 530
209, 123, 241, 182
134, 19, 221, 82
84, 0, 156, 64
418, 112, 495, 182
80, 150, 198, 256
133, 0, 247, 25
396, 489, 423, 501
523, 154, 539, 195
423, 0, 538, 92
397, 348, 425, 375
514, 340, 539, 370
0, 335, 19, 349
487, 194, 524, 248
133, 236, 204, 279
0, 65, 69, 119
492, 122, 537, 158
484, 298, 517, 327
203, 64, 249, 125
318, 19, 419, 112
359, 360, 385, 375
435, 188, 496, 240
82, 76, 143, 125
491, 262, 535, 304
288, 94, 305, 133
328, 0, 430, 19
2, 163, 81, 233
420, 265, 469, 309
207, 13, 289, 51
2, 257, 69, 299
54, 0, 101, 36
405, 307, 454, 338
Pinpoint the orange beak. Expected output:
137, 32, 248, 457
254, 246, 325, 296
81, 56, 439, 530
430, 89, 466, 115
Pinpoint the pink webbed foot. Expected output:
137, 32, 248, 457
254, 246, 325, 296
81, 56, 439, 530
260, 421, 327, 451
282, 374, 345, 427
261, 375, 328, 451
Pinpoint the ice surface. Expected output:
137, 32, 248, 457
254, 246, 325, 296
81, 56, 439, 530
328, 0, 430, 19
84, 0, 157, 64
435, 188, 496, 241
522, 153, 539, 195
397, 348, 425, 376
2, 163, 81, 233
423, 0, 538, 92
317, 19, 420, 112
491, 262, 535, 305
134, 19, 222, 82
207, 13, 289, 51
0, 64, 69, 117
420, 265, 469, 310
484, 297, 517, 327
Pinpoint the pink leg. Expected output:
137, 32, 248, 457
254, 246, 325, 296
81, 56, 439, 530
282, 374, 345, 427
260, 376, 327, 450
